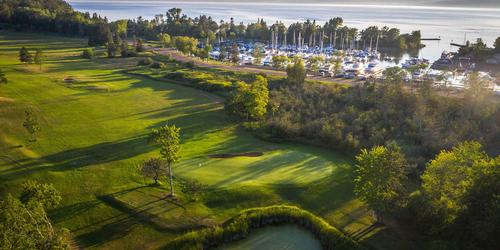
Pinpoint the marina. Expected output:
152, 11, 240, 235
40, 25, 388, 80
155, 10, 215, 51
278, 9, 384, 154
209, 41, 500, 93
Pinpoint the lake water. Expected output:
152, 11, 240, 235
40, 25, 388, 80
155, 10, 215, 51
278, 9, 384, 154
69, 1, 500, 61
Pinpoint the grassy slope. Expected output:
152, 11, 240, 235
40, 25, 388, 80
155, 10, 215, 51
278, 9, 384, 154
0, 31, 418, 249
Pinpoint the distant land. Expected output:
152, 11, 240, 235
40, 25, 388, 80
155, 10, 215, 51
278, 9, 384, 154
67, 0, 500, 8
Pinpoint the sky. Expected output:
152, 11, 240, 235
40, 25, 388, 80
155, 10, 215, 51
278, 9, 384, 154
68, 0, 500, 8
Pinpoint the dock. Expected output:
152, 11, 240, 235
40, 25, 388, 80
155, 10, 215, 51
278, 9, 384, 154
421, 38, 441, 41
450, 43, 466, 48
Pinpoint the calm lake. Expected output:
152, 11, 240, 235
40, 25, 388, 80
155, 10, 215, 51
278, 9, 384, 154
69, 1, 500, 61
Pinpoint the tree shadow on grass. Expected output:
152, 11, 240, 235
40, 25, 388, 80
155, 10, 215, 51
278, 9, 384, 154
73, 185, 201, 248
0, 135, 151, 180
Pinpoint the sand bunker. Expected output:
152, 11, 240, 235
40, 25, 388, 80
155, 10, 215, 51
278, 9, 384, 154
209, 152, 264, 159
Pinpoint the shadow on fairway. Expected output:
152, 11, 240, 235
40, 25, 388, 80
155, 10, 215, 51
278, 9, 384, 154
74, 185, 201, 248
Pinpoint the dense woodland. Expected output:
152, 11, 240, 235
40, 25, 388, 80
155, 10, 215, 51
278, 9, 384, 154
261, 71, 499, 166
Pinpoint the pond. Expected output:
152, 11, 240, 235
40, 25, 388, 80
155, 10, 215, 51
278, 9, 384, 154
217, 225, 323, 250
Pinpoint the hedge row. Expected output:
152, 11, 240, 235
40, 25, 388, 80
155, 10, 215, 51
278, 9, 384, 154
165, 205, 360, 250
164, 71, 234, 92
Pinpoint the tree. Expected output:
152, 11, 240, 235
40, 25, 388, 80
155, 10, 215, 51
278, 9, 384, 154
271, 55, 289, 70
0, 69, 7, 84
308, 55, 324, 74
82, 48, 94, 59
140, 158, 167, 184
453, 156, 499, 249
149, 125, 181, 197
136, 39, 145, 52
198, 44, 211, 60
219, 44, 227, 61
158, 33, 172, 48
34, 49, 44, 70
20, 181, 61, 209
230, 43, 240, 64
106, 34, 117, 58
19, 47, 32, 63
421, 141, 491, 227
173, 36, 198, 55
354, 144, 408, 223
252, 43, 265, 65
120, 41, 129, 57
333, 58, 342, 76
495, 37, 500, 52
286, 57, 306, 85
226, 76, 269, 121
23, 110, 40, 142
0, 195, 70, 250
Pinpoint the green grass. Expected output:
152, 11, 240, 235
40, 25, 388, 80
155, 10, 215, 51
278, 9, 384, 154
0, 31, 422, 250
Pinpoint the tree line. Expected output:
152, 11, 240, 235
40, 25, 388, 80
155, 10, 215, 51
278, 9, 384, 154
1, 1, 424, 50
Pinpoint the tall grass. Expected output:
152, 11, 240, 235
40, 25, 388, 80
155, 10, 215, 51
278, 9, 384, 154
165, 205, 360, 250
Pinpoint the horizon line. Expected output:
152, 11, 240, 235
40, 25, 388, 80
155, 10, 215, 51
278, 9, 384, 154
68, 1, 500, 12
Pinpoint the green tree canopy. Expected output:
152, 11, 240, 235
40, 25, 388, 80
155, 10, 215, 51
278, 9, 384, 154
158, 33, 172, 48
0, 69, 7, 84
20, 181, 61, 209
354, 144, 408, 223
150, 124, 181, 197
34, 49, 44, 70
19, 47, 32, 63
495, 37, 500, 51
140, 158, 167, 184
286, 58, 306, 85
173, 36, 198, 55
0, 195, 71, 250
421, 141, 492, 225
23, 110, 41, 142
226, 76, 269, 121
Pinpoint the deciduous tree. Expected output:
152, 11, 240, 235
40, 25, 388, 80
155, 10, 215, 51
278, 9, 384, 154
286, 57, 306, 85
354, 144, 408, 223
34, 49, 44, 70
23, 110, 41, 142
140, 158, 167, 184
150, 125, 181, 197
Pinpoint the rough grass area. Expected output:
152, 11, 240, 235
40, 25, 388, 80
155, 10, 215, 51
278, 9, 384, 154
0, 31, 423, 249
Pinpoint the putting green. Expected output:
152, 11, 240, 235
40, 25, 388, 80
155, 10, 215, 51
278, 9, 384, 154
177, 148, 351, 187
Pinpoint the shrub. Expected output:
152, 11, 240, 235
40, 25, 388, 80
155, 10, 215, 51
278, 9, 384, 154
165, 205, 359, 250
150, 62, 165, 69
138, 58, 153, 66
123, 51, 137, 57
163, 71, 232, 92
81, 48, 94, 59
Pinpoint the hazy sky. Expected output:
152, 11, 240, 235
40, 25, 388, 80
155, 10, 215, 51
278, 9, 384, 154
68, 0, 500, 8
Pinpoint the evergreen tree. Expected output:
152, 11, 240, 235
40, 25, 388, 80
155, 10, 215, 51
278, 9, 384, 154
19, 47, 32, 63
0, 69, 7, 84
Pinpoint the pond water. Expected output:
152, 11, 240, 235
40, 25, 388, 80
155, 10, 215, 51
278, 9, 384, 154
216, 225, 323, 250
